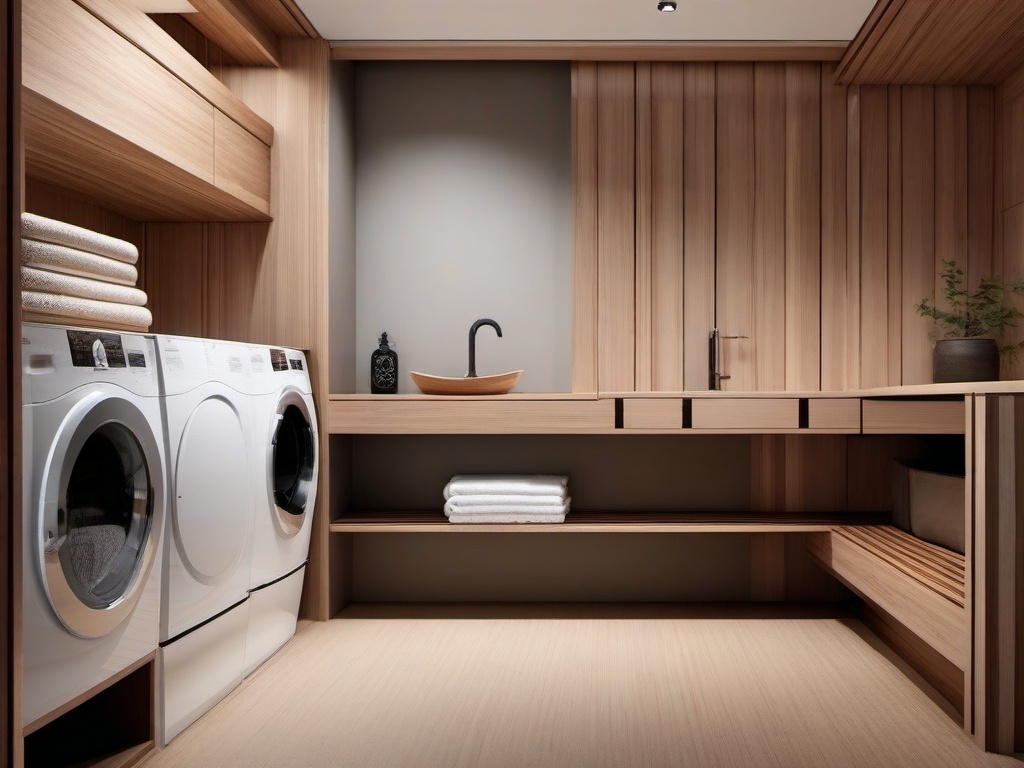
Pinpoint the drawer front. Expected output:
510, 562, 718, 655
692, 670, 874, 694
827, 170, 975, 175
622, 399, 682, 429
690, 398, 799, 430
808, 398, 861, 431
862, 399, 966, 434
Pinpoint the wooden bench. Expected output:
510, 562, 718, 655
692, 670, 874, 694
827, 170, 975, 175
807, 525, 967, 712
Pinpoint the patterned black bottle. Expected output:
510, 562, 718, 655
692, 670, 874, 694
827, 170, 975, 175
370, 332, 398, 394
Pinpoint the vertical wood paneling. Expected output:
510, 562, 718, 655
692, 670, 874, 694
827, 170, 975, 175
682, 64, 717, 391
650, 63, 684, 392
571, 62, 598, 394
901, 86, 936, 385
934, 87, 969, 307
820, 63, 848, 392
716, 63, 755, 391
596, 63, 635, 394
846, 87, 862, 390
967, 88, 994, 293
751, 436, 786, 601
634, 63, 653, 392
859, 87, 889, 389
145, 223, 207, 336
886, 86, 903, 386
752, 63, 786, 392
784, 63, 821, 391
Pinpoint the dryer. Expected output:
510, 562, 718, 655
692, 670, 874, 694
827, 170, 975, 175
154, 335, 255, 744
22, 322, 165, 728
245, 345, 318, 676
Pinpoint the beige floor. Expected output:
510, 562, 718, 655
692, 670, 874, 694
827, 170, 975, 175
141, 604, 1023, 768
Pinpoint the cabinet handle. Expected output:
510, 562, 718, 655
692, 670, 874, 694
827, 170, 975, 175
708, 329, 749, 390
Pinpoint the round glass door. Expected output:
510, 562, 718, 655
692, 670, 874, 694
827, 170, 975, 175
271, 393, 316, 535
40, 394, 162, 639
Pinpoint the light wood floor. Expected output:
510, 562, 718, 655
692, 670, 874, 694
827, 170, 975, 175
141, 605, 1023, 768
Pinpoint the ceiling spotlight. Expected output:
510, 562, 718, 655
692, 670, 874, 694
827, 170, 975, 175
658, 1, 677, 11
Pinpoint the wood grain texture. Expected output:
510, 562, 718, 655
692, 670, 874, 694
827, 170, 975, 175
213, 110, 271, 215
182, 0, 281, 67
934, 87, 968, 313
901, 86, 936, 385
682, 64, 716, 391
751, 535, 786, 601
649, 64, 684, 392
820, 63, 848, 392
886, 86, 903, 386
596, 63, 635, 394
808, 527, 967, 670
966, 88, 994, 294
138, 611, 1009, 768
784, 63, 821, 392
329, 398, 615, 434
862, 399, 967, 434
571, 62, 598, 394
330, 40, 849, 62
846, 86, 862, 391
715, 63, 755, 391
622, 398, 681, 430
245, 0, 317, 37
858, 87, 889, 389
634, 63, 653, 392
752, 63, 786, 392
1, 0, 18, 759
144, 223, 207, 336
808, 398, 861, 431
750, 434, 786, 600
690, 398, 798, 430
837, 0, 1024, 85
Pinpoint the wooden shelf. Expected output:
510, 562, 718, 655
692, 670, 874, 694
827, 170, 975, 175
330, 511, 887, 534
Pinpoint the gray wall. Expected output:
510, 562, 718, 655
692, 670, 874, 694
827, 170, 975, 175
354, 62, 572, 393
329, 61, 356, 394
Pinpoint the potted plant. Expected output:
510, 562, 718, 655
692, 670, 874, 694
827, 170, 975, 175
915, 260, 1024, 382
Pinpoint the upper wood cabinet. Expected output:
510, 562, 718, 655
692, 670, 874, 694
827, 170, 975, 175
572, 62, 996, 395
22, 0, 272, 221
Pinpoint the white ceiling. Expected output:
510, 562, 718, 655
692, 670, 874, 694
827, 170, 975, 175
295, 0, 877, 43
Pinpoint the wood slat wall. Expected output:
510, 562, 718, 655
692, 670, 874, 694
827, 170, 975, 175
575, 62, 997, 394
996, 67, 1024, 381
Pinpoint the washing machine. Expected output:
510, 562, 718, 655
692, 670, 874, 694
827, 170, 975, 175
244, 345, 318, 676
154, 335, 256, 744
22, 322, 165, 728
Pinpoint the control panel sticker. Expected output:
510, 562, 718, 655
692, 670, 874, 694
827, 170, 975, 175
270, 348, 289, 372
127, 352, 147, 368
289, 358, 304, 371
67, 330, 126, 369
250, 352, 266, 373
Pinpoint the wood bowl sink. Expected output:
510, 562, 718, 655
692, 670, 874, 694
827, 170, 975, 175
409, 370, 523, 396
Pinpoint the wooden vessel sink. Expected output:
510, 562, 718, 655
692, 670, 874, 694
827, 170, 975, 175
409, 370, 523, 396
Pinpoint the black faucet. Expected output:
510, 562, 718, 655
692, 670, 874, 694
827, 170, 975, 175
468, 318, 502, 377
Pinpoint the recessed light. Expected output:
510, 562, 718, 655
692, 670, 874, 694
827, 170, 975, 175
658, 1, 677, 11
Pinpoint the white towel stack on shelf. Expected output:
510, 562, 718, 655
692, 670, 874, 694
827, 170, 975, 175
443, 475, 570, 524
20, 212, 153, 331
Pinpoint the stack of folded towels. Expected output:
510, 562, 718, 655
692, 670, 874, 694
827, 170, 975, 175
443, 475, 570, 524
20, 212, 152, 332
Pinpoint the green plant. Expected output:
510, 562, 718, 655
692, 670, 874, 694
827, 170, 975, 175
915, 260, 1024, 356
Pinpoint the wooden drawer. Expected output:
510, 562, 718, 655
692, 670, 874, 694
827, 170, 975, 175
690, 398, 799, 430
862, 399, 966, 434
622, 399, 681, 429
808, 398, 861, 431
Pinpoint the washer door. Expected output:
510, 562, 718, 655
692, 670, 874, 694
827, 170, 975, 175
39, 393, 162, 639
269, 390, 317, 536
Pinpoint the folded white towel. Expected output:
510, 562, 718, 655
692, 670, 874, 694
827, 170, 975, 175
23, 267, 149, 307
22, 213, 139, 264
447, 513, 566, 524
22, 239, 139, 286
22, 291, 153, 331
444, 500, 569, 517
444, 475, 569, 500
444, 494, 566, 509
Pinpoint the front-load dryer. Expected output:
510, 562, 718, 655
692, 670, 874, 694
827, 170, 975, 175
244, 345, 318, 676
22, 322, 165, 728
154, 335, 255, 744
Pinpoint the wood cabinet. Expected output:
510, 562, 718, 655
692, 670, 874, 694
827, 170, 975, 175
22, 0, 273, 221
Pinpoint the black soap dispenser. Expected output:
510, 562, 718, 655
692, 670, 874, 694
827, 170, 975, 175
370, 332, 398, 394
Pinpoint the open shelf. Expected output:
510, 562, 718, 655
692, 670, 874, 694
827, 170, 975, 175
330, 511, 888, 534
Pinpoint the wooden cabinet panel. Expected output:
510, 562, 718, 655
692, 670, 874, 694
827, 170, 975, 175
214, 111, 271, 215
808, 398, 861, 431
862, 399, 966, 434
24, 0, 215, 181
622, 398, 681, 430
691, 398, 799, 430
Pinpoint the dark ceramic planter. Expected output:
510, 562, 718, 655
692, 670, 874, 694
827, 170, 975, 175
933, 337, 999, 383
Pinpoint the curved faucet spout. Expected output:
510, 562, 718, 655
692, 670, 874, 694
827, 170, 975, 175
468, 318, 502, 377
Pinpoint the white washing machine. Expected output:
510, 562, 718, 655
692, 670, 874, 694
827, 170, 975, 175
22, 322, 165, 728
154, 335, 256, 744
244, 345, 318, 676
